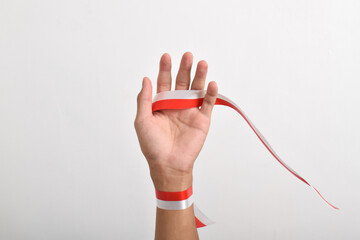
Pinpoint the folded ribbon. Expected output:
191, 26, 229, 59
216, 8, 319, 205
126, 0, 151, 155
152, 90, 338, 228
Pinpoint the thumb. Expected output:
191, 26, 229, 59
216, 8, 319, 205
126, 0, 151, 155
136, 77, 153, 120
200, 81, 218, 117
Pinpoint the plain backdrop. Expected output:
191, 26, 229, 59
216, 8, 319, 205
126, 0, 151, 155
1, 0, 359, 239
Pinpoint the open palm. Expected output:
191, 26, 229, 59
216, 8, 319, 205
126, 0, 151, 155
135, 52, 218, 190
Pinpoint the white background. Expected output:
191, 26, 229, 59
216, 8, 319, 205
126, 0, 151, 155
1, 0, 359, 239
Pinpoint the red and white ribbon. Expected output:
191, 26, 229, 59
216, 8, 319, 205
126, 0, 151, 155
152, 90, 338, 228
155, 186, 215, 228
156, 186, 194, 210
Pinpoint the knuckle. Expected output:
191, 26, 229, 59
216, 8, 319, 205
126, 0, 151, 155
134, 117, 141, 129
176, 80, 189, 87
157, 82, 170, 89
137, 92, 142, 102
134, 116, 145, 128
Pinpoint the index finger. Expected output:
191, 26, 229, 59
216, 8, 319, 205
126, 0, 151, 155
157, 53, 172, 93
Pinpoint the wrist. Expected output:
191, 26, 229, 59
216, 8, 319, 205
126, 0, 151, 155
149, 165, 193, 192
156, 185, 194, 210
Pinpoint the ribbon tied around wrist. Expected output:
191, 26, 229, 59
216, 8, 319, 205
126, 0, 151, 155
152, 90, 338, 228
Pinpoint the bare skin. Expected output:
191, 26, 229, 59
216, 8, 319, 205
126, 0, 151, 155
135, 52, 218, 240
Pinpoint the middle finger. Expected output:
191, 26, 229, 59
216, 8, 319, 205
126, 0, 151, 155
175, 52, 193, 90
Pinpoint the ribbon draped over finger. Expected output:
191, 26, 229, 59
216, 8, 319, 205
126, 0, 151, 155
152, 90, 339, 228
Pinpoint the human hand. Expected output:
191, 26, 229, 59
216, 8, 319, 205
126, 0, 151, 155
134, 52, 218, 191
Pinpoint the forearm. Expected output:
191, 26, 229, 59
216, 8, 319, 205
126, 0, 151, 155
155, 205, 198, 240
151, 168, 199, 240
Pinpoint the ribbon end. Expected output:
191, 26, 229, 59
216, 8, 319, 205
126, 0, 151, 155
310, 185, 339, 210
194, 204, 215, 228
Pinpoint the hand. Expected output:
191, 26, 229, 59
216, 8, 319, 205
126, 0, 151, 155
134, 52, 218, 191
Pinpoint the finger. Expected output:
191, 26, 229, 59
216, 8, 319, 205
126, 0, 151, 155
157, 53, 172, 93
200, 81, 218, 117
175, 52, 193, 90
136, 77, 153, 120
191, 60, 208, 90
